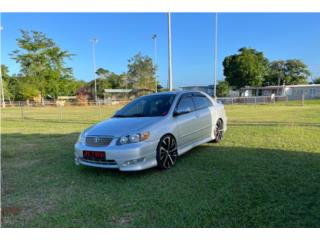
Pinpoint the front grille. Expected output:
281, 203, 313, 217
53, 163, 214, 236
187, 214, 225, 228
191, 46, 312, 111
82, 158, 117, 165
85, 136, 113, 147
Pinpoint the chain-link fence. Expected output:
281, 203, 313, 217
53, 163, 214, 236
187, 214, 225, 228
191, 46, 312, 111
1, 94, 313, 122
217, 95, 289, 105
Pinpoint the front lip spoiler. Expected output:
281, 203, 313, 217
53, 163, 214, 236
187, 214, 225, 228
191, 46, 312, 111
77, 158, 119, 169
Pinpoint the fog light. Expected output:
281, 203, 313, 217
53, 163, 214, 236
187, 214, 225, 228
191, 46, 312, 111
122, 158, 145, 167
75, 157, 80, 166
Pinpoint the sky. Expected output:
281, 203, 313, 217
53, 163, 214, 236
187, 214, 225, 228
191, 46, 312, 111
1, 13, 320, 88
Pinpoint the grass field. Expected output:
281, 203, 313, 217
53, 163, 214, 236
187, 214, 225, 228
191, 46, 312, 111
1, 100, 320, 227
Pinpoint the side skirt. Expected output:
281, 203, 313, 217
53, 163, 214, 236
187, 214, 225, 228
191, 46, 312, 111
177, 136, 213, 156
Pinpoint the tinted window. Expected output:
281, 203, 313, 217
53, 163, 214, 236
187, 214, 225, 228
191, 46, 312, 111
114, 94, 176, 117
176, 96, 195, 113
193, 94, 213, 110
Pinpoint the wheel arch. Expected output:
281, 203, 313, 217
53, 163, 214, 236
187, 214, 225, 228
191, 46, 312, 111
159, 132, 177, 144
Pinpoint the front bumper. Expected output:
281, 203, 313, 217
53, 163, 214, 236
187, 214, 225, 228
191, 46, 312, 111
74, 140, 158, 171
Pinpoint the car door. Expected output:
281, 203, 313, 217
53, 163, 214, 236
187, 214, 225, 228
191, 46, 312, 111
174, 93, 199, 149
192, 93, 214, 141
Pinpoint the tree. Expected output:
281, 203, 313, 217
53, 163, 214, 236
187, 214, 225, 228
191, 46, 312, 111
313, 77, 320, 84
1, 64, 13, 101
223, 48, 269, 88
11, 30, 74, 101
127, 53, 156, 90
15, 81, 39, 100
264, 60, 286, 86
96, 68, 111, 79
87, 68, 127, 98
59, 79, 86, 96
284, 60, 310, 85
265, 60, 310, 85
216, 81, 230, 97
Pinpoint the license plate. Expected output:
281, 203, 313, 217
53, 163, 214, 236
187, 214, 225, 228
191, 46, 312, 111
83, 151, 106, 160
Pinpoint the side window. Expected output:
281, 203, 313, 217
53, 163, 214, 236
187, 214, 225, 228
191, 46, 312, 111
176, 95, 195, 113
193, 94, 213, 110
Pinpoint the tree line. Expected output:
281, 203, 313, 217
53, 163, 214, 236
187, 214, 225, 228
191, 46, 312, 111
1, 30, 318, 101
2, 30, 158, 102
217, 47, 318, 97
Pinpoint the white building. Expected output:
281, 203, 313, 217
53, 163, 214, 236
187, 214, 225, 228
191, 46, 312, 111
241, 84, 320, 100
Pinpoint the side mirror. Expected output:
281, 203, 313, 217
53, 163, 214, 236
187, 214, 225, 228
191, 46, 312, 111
174, 106, 192, 116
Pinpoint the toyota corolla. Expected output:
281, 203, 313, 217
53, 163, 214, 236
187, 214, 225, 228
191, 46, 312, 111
74, 91, 227, 171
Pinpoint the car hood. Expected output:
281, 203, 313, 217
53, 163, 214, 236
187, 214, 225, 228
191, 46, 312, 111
86, 117, 163, 137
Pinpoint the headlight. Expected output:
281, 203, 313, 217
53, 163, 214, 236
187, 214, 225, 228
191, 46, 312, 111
129, 134, 140, 143
117, 131, 150, 145
119, 136, 129, 145
77, 126, 92, 145
77, 131, 86, 144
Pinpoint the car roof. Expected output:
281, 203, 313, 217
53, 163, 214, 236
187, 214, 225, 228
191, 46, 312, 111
138, 90, 209, 100
153, 90, 201, 95
153, 90, 207, 96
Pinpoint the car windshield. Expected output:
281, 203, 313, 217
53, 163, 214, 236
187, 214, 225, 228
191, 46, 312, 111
114, 94, 176, 118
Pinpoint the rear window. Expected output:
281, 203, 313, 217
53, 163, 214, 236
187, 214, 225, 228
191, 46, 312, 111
192, 94, 213, 110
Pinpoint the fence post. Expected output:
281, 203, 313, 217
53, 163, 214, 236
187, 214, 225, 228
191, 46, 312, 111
60, 105, 63, 120
285, 95, 289, 106
99, 100, 102, 118
301, 93, 304, 106
231, 97, 233, 105
20, 101, 24, 119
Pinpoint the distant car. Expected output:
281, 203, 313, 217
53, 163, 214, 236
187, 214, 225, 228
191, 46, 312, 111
74, 91, 227, 171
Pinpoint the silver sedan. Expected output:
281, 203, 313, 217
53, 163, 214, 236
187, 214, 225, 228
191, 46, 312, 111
74, 91, 227, 171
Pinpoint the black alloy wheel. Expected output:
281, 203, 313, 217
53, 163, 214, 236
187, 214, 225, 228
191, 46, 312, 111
213, 119, 224, 143
157, 135, 178, 169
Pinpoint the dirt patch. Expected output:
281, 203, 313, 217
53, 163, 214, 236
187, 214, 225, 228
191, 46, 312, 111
1, 207, 22, 216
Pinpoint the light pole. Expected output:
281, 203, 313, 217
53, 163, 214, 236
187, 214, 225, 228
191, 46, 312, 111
167, 13, 173, 91
152, 34, 158, 93
90, 38, 98, 103
0, 25, 5, 108
213, 13, 218, 98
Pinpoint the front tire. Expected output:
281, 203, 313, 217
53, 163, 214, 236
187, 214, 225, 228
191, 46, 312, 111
213, 119, 224, 143
156, 135, 178, 170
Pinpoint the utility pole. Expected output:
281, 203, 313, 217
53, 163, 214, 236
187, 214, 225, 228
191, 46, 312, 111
90, 38, 98, 103
277, 62, 282, 96
213, 13, 218, 98
167, 13, 173, 91
152, 34, 158, 93
0, 25, 5, 108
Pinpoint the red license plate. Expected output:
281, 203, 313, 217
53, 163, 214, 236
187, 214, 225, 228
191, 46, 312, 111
83, 151, 106, 160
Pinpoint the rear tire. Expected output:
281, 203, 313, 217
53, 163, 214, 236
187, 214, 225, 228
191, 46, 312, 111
156, 135, 178, 170
213, 119, 224, 143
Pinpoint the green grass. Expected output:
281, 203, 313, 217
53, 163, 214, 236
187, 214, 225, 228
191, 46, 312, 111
1, 101, 320, 227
